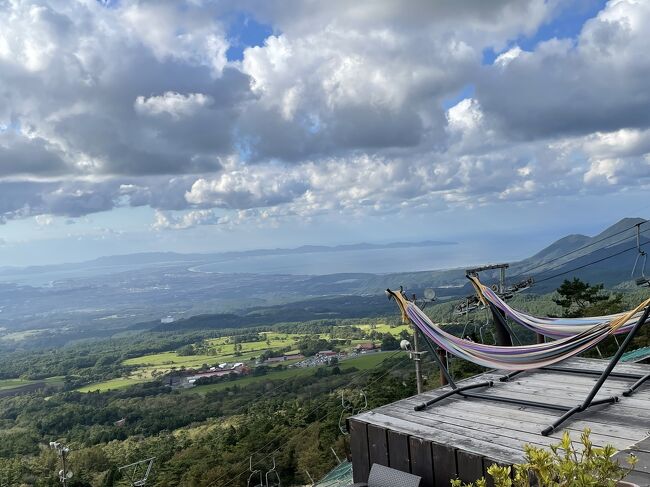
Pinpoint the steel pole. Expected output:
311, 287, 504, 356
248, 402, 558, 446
412, 326, 423, 394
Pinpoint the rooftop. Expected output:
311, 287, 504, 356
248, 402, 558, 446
349, 357, 650, 486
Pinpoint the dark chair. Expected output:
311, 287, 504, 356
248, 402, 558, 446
351, 463, 422, 487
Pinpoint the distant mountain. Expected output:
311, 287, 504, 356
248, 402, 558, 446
1, 217, 648, 339
525, 234, 591, 264
0, 240, 455, 278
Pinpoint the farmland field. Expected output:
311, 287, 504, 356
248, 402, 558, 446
185, 351, 395, 394
79, 325, 407, 393
0, 378, 31, 391
76, 377, 144, 393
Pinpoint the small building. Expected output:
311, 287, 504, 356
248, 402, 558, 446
160, 316, 174, 324
266, 356, 288, 363
285, 353, 305, 361
317, 350, 337, 357
186, 363, 248, 384
356, 342, 376, 352
266, 354, 306, 364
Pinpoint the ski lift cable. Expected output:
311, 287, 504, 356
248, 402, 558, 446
534, 240, 650, 284
215, 229, 647, 487
510, 220, 650, 281
206, 350, 407, 487
502, 228, 650, 287
225, 355, 411, 487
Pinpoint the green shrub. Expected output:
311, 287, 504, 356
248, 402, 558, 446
451, 429, 637, 487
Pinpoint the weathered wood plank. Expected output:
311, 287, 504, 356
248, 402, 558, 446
382, 404, 556, 451
367, 424, 389, 467
353, 411, 525, 463
350, 359, 650, 487
391, 397, 641, 450
387, 430, 410, 472
348, 419, 370, 483
634, 436, 650, 453
409, 436, 434, 487
397, 393, 644, 443
409, 381, 650, 418
432, 442, 457, 487
456, 450, 484, 484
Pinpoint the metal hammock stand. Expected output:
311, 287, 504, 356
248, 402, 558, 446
404, 295, 650, 436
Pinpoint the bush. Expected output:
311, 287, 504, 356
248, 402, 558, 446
451, 429, 636, 487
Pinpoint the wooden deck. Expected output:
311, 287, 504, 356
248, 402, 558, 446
349, 357, 650, 486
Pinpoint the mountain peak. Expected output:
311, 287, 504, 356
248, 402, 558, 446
590, 217, 647, 241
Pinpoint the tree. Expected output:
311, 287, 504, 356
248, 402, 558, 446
553, 278, 609, 317
176, 345, 195, 356
381, 334, 400, 351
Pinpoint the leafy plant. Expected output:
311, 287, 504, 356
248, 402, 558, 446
451, 429, 637, 487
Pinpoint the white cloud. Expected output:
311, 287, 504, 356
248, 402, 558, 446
152, 209, 224, 230
494, 46, 522, 67
34, 214, 54, 226
119, 2, 229, 76
0, 0, 650, 232
135, 92, 213, 119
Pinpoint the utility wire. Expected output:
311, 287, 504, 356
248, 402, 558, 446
509, 219, 648, 280
534, 241, 649, 284
523, 227, 650, 283
209, 351, 406, 487
206, 350, 409, 487
220, 354, 411, 487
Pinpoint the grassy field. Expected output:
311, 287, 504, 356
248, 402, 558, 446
355, 323, 410, 335
0, 376, 64, 394
77, 377, 144, 393
79, 324, 405, 393
0, 378, 32, 391
185, 351, 394, 395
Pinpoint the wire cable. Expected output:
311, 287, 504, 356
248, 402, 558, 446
205, 350, 409, 487
220, 354, 411, 487
534, 241, 648, 284
510, 219, 648, 280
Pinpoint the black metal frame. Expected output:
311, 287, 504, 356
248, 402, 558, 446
413, 306, 650, 436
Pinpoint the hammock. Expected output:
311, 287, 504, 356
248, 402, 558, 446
467, 275, 642, 338
389, 289, 650, 370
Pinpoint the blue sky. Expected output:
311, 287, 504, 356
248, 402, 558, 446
1, 0, 649, 266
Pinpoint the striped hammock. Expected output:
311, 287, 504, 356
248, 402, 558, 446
390, 289, 650, 370
467, 275, 641, 338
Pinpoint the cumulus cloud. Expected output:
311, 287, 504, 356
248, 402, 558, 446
477, 0, 650, 137
1, 0, 650, 230
34, 214, 54, 226
186, 166, 309, 209
135, 92, 214, 119
152, 209, 225, 230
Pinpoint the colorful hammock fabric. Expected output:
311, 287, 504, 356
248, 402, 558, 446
389, 289, 650, 371
467, 275, 641, 339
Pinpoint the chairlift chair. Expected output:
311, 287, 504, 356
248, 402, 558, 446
453, 295, 481, 315
339, 390, 367, 435
265, 457, 281, 487
118, 457, 155, 487
632, 223, 649, 286
247, 457, 264, 487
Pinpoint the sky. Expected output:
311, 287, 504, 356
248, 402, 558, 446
1, 0, 650, 266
